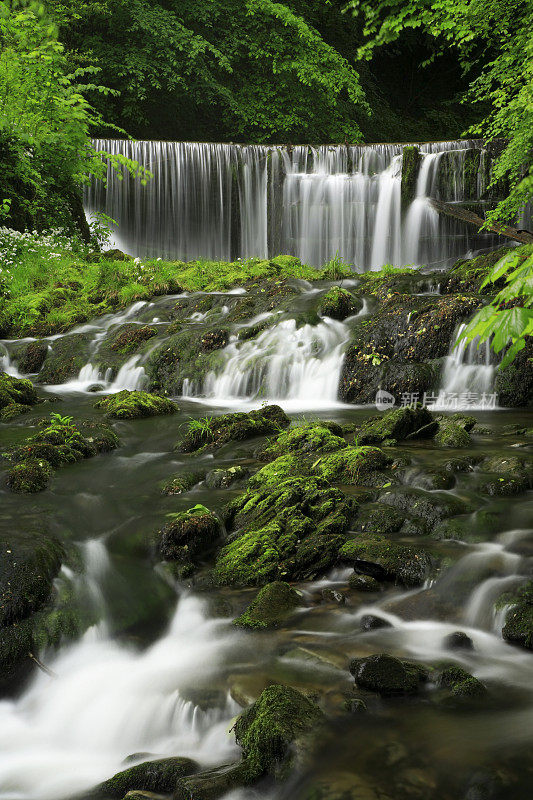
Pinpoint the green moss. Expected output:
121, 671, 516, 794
205, 465, 248, 489
436, 663, 487, 698
95, 389, 178, 419
6, 458, 54, 492
0, 371, 39, 409
109, 324, 157, 354
176, 405, 289, 453
96, 757, 198, 797
161, 471, 205, 495
0, 402, 32, 420
498, 581, 533, 650
320, 287, 361, 321
234, 684, 324, 781
434, 419, 471, 448
313, 445, 389, 483
234, 581, 301, 629
401, 145, 421, 209
248, 455, 306, 489
356, 406, 436, 444
260, 422, 345, 460
157, 507, 221, 564
339, 535, 432, 587
350, 653, 427, 696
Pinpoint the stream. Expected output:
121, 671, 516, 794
1, 281, 532, 800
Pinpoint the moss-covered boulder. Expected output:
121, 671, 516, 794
215, 477, 354, 586
176, 405, 289, 453
6, 458, 54, 492
205, 465, 248, 489
109, 324, 158, 354
157, 506, 221, 566
200, 328, 229, 351
339, 536, 433, 587
348, 573, 383, 592
95, 757, 198, 797
433, 419, 471, 448
95, 389, 178, 419
351, 503, 407, 537
0, 371, 39, 419
350, 654, 428, 696
36, 333, 92, 384
435, 663, 487, 700
161, 471, 206, 495
356, 406, 436, 445
319, 288, 361, 321
478, 455, 532, 497
494, 338, 533, 407
500, 581, 533, 650
234, 582, 301, 630
13, 341, 48, 374
378, 486, 471, 528
313, 445, 390, 484
260, 422, 345, 460
234, 684, 325, 782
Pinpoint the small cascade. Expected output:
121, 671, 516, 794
0, 343, 23, 377
85, 139, 503, 269
187, 311, 359, 407
434, 323, 496, 409
0, 594, 240, 800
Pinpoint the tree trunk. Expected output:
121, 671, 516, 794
428, 198, 533, 245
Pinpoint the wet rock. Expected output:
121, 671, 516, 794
36, 333, 91, 384
352, 502, 406, 536
205, 466, 248, 489
434, 419, 471, 448
500, 580, 533, 650
109, 324, 158, 354
356, 406, 436, 445
214, 477, 354, 586
340, 536, 433, 587
157, 506, 221, 565
87, 384, 105, 392
443, 631, 474, 651
14, 341, 48, 373
378, 486, 471, 527
494, 337, 533, 407
234, 684, 325, 781
348, 573, 383, 592
6, 458, 54, 492
173, 762, 249, 800
321, 588, 346, 605
176, 405, 289, 453
436, 663, 487, 699
161, 471, 205, 495
200, 329, 229, 351
95, 389, 178, 419
319, 287, 361, 321
234, 581, 301, 629
298, 772, 392, 800
259, 421, 346, 459
442, 456, 480, 473
360, 614, 392, 631
312, 446, 391, 484
0, 371, 39, 420
350, 654, 428, 696
95, 757, 198, 797
478, 455, 532, 497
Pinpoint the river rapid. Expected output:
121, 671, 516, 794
1, 279, 532, 800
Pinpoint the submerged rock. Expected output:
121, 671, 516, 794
234, 581, 301, 629
350, 654, 428, 696
95, 389, 178, 419
378, 486, 471, 527
95, 756, 198, 797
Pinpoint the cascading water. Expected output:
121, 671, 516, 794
435, 322, 496, 409
85, 139, 502, 268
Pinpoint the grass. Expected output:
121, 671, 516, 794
0, 232, 354, 336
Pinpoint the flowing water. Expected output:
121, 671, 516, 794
1, 286, 532, 800
84, 140, 502, 268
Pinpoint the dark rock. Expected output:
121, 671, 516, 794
15, 341, 48, 373
157, 507, 221, 564
319, 288, 361, 321
340, 535, 433, 588
443, 631, 474, 651
378, 486, 471, 527
200, 329, 229, 352
95, 757, 198, 797
173, 762, 249, 800
360, 614, 392, 632
348, 573, 383, 592
350, 654, 428, 696
205, 466, 248, 489
494, 337, 533, 407
234, 581, 301, 629
176, 405, 290, 453
500, 580, 533, 650
356, 406, 436, 445
161, 471, 206, 495
321, 588, 346, 605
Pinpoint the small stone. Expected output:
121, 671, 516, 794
321, 588, 346, 605
360, 614, 392, 632
443, 631, 474, 651
348, 573, 382, 592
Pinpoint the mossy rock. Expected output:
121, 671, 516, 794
434, 419, 471, 448
260, 422, 346, 460
339, 535, 433, 587
95, 390, 178, 419
200, 328, 229, 352
157, 506, 221, 564
0, 402, 33, 420
248, 455, 306, 490
36, 333, 92, 384
205, 466, 248, 489
6, 458, 54, 492
319, 287, 361, 321
95, 757, 198, 797
356, 407, 436, 444
478, 455, 532, 496
494, 338, 533, 407
350, 654, 428, 696
0, 616, 36, 694
351, 503, 407, 537
234, 684, 325, 782
234, 581, 301, 630
176, 405, 289, 453
13, 341, 48, 374
109, 324, 158, 354
401, 145, 421, 209
348, 573, 383, 592
435, 663, 487, 700
173, 762, 250, 800
378, 486, 471, 527
313, 445, 390, 484
0, 371, 39, 409
500, 581, 533, 650
161, 471, 205, 495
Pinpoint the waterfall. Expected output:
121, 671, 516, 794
85, 139, 502, 269
435, 323, 496, 409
